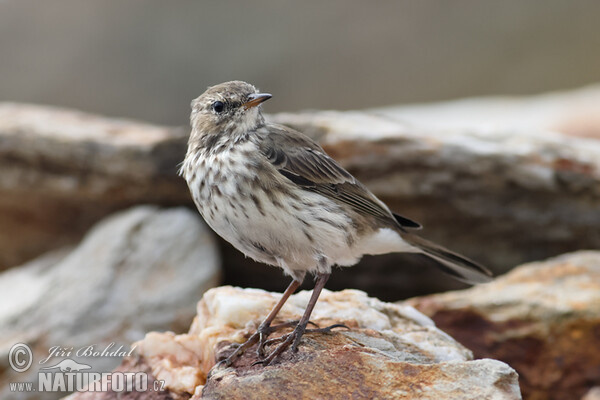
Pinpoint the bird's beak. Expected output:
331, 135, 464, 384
243, 93, 272, 110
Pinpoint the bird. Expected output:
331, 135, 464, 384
179, 80, 493, 366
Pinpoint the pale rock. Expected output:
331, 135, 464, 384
583, 387, 600, 400
269, 85, 600, 277
0, 206, 220, 400
68, 287, 521, 399
4, 85, 600, 296
0, 103, 190, 269
406, 250, 600, 400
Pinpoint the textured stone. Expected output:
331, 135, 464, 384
0, 206, 220, 400
583, 387, 600, 400
61, 356, 172, 400
4, 85, 600, 298
73, 287, 520, 399
406, 250, 600, 400
0, 103, 190, 269
223, 86, 600, 299
270, 86, 600, 275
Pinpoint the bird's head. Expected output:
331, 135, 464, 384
190, 81, 272, 141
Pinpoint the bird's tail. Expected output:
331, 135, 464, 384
400, 232, 493, 284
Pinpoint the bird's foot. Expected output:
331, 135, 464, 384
253, 322, 349, 366
217, 331, 260, 368
256, 320, 323, 356
253, 320, 294, 357
218, 320, 319, 367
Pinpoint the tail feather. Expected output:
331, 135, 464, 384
400, 232, 493, 284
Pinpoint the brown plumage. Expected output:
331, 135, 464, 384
180, 81, 492, 366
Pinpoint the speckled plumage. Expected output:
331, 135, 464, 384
180, 81, 492, 365
181, 81, 491, 283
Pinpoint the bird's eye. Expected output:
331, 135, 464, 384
212, 101, 225, 113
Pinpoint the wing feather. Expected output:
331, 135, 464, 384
260, 124, 420, 229
258, 123, 492, 283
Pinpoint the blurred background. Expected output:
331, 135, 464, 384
1, 0, 600, 297
2, 0, 600, 296
2, 2, 600, 399
2, 0, 600, 125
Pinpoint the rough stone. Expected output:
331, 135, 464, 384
61, 356, 172, 400
583, 387, 600, 400
0, 103, 190, 269
0, 206, 220, 400
406, 250, 600, 400
4, 85, 600, 297
223, 86, 600, 299
69, 287, 521, 399
270, 85, 600, 275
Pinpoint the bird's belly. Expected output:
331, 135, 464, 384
192, 175, 359, 274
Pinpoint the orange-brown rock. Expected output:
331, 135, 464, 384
0, 206, 220, 400
67, 287, 521, 399
406, 250, 600, 400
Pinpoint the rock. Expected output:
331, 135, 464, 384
0, 206, 220, 400
60, 356, 172, 400
270, 85, 600, 275
583, 387, 600, 400
0, 103, 190, 270
223, 86, 600, 299
68, 287, 521, 399
405, 250, 600, 400
4, 84, 600, 296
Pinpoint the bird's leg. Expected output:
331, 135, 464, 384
221, 278, 302, 366
290, 273, 330, 352
254, 278, 303, 357
258, 273, 330, 365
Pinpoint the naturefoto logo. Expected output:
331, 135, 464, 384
40, 359, 92, 372
8, 343, 166, 394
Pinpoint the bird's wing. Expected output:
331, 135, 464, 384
259, 123, 493, 284
260, 124, 421, 229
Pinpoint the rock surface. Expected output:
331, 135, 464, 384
0, 206, 220, 400
224, 85, 600, 299
68, 287, 521, 399
583, 387, 600, 400
0, 103, 190, 269
270, 85, 600, 274
406, 250, 600, 400
3, 85, 600, 296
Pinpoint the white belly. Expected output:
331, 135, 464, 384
183, 143, 417, 278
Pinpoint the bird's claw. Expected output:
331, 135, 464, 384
219, 319, 312, 365
255, 322, 348, 365
219, 332, 260, 367
256, 320, 302, 357
256, 330, 297, 366
217, 319, 347, 367
306, 323, 350, 333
